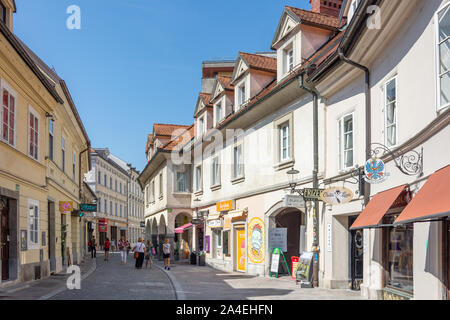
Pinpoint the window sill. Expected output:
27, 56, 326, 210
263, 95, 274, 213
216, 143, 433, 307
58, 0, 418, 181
159, 195, 163, 200
231, 176, 245, 185
273, 159, 295, 171
210, 184, 221, 191
173, 191, 191, 196
194, 190, 203, 197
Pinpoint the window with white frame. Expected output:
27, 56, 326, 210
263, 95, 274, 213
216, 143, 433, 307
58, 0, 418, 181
49, 119, 54, 160
28, 199, 40, 248
175, 168, 187, 193
211, 154, 220, 187
159, 173, 163, 197
72, 152, 76, 180
195, 165, 202, 192
198, 116, 205, 137
238, 83, 246, 107
151, 180, 155, 202
214, 100, 224, 126
28, 107, 39, 160
233, 143, 244, 179
383, 77, 397, 147
437, 2, 450, 110
1, 84, 16, 147
339, 114, 354, 170
279, 122, 290, 162
61, 136, 66, 171
284, 45, 294, 74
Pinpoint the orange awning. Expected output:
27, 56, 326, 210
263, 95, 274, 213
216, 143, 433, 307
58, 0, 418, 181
394, 166, 450, 225
350, 185, 407, 230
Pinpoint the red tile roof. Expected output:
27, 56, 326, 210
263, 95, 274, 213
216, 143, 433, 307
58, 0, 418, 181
162, 125, 195, 151
199, 93, 213, 107
153, 124, 191, 137
216, 75, 233, 90
239, 52, 277, 73
286, 6, 345, 29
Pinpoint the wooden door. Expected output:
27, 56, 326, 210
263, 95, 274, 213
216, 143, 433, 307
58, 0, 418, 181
236, 229, 246, 272
1, 207, 9, 280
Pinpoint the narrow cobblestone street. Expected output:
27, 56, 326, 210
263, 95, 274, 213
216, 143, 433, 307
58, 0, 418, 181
25, 252, 365, 300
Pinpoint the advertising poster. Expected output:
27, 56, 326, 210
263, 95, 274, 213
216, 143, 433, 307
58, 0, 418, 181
237, 229, 246, 272
247, 217, 264, 264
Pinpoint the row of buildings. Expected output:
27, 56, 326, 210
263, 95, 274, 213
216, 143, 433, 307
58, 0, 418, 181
0, 0, 96, 287
138, 0, 450, 300
0, 1, 144, 288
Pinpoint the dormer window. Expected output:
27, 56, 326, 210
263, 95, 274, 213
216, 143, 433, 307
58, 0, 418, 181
214, 100, 224, 126
283, 44, 294, 75
238, 83, 246, 107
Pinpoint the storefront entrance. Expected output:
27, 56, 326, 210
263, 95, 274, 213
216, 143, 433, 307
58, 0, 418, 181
235, 228, 246, 272
275, 209, 303, 268
349, 216, 363, 290
1, 205, 9, 280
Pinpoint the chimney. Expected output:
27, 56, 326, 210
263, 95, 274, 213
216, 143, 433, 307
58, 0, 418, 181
310, 0, 343, 17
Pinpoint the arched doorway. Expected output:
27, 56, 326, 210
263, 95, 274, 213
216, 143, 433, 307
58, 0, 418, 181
174, 212, 192, 261
151, 218, 158, 254
265, 201, 305, 276
274, 208, 305, 266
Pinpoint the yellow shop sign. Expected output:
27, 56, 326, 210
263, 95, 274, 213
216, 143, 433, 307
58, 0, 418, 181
59, 201, 74, 213
216, 200, 234, 212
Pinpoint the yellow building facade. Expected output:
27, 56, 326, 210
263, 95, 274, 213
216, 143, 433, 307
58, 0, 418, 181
0, 0, 92, 287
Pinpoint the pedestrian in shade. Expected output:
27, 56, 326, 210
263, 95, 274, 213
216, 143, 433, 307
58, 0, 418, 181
104, 237, 111, 261
145, 240, 153, 269
132, 237, 146, 269
163, 238, 172, 271
89, 237, 97, 259
118, 236, 128, 264
126, 240, 131, 255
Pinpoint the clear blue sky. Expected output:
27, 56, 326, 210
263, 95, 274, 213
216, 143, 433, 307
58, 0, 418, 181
14, 0, 309, 171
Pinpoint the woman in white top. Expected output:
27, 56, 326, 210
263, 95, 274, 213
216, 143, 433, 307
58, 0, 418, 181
132, 238, 146, 269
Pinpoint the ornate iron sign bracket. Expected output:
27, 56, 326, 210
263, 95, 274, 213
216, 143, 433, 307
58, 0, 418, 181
370, 143, 424, 177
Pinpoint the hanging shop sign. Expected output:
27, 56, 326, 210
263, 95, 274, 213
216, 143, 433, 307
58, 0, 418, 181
208, 219, 223, 228
98, 219, 108, 232
283, 194, 305, 209
248, 217, 265, 264
303, 188, 325, 201
216, 200, 235, 212
364, 157, 389, 184
268, 228, 287, 252
80, 203, 97, 212
191, 218, 203, 225
320, 187, 354, 205
59, 201, 74, 213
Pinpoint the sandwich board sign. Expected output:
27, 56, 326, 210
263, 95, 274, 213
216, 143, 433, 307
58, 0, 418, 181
270, 247, 291, 278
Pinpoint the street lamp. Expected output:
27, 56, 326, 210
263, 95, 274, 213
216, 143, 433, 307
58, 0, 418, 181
287, 168, 300, 193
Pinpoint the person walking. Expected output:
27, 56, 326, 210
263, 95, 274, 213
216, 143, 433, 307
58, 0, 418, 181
89, 237, 97, 259
118, 237, 128, 264
132, 238, 146, 269
111, 239, 116, 252
163, 238, 172, 271
126, 240, 131, 255
145, 240, 153, 269
104, 237, 111, 261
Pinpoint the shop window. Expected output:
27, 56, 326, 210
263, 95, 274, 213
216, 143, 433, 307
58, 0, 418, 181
386, 215, 414, 293
223, 230, 230, 256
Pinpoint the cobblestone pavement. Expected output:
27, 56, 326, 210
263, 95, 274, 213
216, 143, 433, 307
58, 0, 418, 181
51, 252, 175, 300
165, 262, 365, 300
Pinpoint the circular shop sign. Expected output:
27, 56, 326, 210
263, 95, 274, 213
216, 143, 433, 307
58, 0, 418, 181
364, 157, 388, 184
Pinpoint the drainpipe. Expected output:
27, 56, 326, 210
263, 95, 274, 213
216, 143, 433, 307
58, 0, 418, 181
298, 73, 320, 287
337, 48, 371, 206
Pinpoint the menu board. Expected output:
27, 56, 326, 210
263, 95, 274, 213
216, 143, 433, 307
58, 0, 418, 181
268, 228, 287, 252
270, 252, 281, 274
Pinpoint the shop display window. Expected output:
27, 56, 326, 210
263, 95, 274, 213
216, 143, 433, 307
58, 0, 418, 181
386, 215, 414, 293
